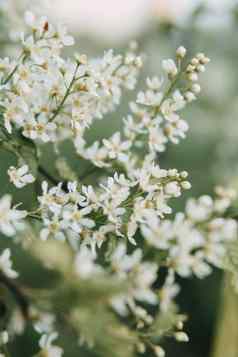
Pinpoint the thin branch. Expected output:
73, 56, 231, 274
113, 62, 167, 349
78, 165, 99, 181
38, 165, 61, 187
0, 271, 30, 320
49, 63, 80, 122
39, 164, 100, 189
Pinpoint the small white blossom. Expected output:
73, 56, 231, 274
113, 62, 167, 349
0, 195, 26, 237
0, 249, 18, 279
8, 165, 35, 188
162, 59, 178, 77
74, 246, 101, 279
38, 333, 63, 357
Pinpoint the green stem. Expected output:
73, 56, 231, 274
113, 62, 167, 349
1, 52, 25, 85
78, 165, 99, 181
49, 62, 80, 122
2, 344, 11, 357
211, 273, 238, 357
38, 165, 60, 186
39, 164, 100, 189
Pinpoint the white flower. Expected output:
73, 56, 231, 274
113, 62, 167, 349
137, 89, 163, 106
162, 59, 178, 77
146, 76, 163, 90
111, 244, 142, 274
0, 195, 26, 237
78, 141, 109, 168
141, 217, 171, 250
103, 132, 131, 162
87, 224, 115, 254
62, 205, 95, 234
21, 35, 47, 65
159, 271, 180, 312
0, 249, 18, 279
133, 261, 158, 304
3, 95, 28, 134
40, 217, 66, 242
23, 115, 57, 143
54, 24, 75, 46
148, 125, 167, 153
38, 333, 63, 357
0, 330, 8, 345
114, 244, 157, 298
164, 181, 181, 197
186, 195, 213, 222
8, 165, 35, 188
74, 246, 101, 279
24, 11, 49, 37
164, 118, 189, 144
34, 313, 56, 334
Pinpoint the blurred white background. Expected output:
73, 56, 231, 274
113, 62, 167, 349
43, 0, 235, 43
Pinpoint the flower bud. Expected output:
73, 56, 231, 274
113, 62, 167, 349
188, 72, 198, 82
175, 332, 189, 342
185, 91, 196, 102
154, 345, 165, 357
176, 46, 187, 58
191, 84, 201, 94
181, 181, 191, 190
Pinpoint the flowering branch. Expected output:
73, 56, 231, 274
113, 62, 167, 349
0, 9, 237, 357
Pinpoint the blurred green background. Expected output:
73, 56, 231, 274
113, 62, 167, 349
0, 0, 238, 356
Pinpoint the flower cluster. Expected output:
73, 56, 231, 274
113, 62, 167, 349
0, 11, 141, 148
37, 165, 191, 248
77, 46, 209, 171
142, 187, 237, 279
0, 10, 237, 357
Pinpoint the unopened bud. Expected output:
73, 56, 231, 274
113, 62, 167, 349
191, 84, 201, 94
188, 72, 198, 82
177, 321, 184, 330
175, 332, 189, 342
176, 46, 187, 58
181, 181, 191, 190
154, 345, 165, 357
185, 91, 196, 102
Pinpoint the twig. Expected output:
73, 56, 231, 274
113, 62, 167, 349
78, 165, 99, 181
49, 63, 80, 122
39, 164, 100, 189
38, 165, 60, 187
0, 271, 30, 320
